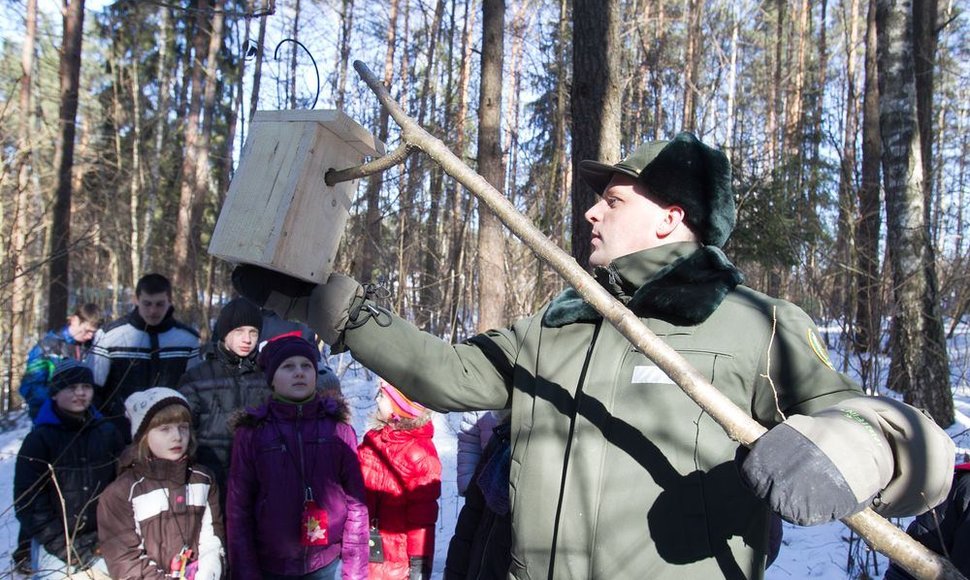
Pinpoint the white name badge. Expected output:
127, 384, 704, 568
631, 365, 675, 385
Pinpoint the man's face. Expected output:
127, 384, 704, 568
136, 291, 171, 326
584, 174, 680, 267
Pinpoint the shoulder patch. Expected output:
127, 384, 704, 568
807, 329, 835, 370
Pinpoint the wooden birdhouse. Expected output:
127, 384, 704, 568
209, 109, 384, 283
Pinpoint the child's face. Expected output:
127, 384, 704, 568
224, 325, 259, 357
53, 383, 94, 414
375, 388, 395, 422
273, 355, 316, 400
146, 421, 190, 461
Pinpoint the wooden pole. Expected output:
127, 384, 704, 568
334, 59, 964, 580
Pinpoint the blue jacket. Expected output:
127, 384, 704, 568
19, 326, 90, 419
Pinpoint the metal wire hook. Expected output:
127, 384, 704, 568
273, 38, 320, 109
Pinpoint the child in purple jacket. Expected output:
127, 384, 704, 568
226, 333, 368, 580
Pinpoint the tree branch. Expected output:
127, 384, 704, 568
351, 59, 965, 580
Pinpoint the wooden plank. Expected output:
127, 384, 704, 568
252, 109, 385, 157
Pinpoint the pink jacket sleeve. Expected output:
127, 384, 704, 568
225, 427, 261, 580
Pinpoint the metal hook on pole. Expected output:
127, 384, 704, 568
273, 38, 320, 109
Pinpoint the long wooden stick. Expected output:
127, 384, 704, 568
343, 59, 964, 580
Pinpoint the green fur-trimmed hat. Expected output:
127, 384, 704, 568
578, 132, 736, 247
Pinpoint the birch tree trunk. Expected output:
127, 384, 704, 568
476, 0, 507, 331
9, 0, 39, 411
837, 0, 860, 322
47, 0, 86, 328
876, 0, 953, 426
144, 4, 174, 275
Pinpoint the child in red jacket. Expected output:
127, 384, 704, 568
358, 380, 441, 580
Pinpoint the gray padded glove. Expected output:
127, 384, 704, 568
232, 265, 364, 345
740, 396, 954, 525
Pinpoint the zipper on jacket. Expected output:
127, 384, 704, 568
296, 403, 311, 575
547, 320, 602, 580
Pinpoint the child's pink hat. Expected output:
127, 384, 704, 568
380, 380, 427, 420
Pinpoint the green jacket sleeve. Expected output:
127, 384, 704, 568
342, 305, 516, 412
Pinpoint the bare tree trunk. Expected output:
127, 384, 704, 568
335, 0, 355, 110
651, 1, 666, 140
876, 0, 953, 426
144, 4, 174, 276
357, 0, 398, 283
288, 0, 301, 109
174, 0, 225, 322
855, 0, 883, 362
446, 0, 476, 342
570, 0, 622, 267
47, 0, 86, 328
725, 2, 741, 150
477, 0, 507, 331
130, 36, 144, 282
767, 0, 786, 167
9, 0, 39, 411
837, 0, 860, 321
416, 0, 447, 332
249, 8, 268, 121
681, 0, 703, 131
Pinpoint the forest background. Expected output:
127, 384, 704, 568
0, 0, 967, 429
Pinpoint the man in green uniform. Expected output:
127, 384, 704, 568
233, 132, 954, 579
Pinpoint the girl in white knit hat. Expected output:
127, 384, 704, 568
97, 387, 225, 580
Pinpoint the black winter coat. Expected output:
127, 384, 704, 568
444, 421, 512, 580
177, 343, 269, 503
14, 399, 125, 562
885, 464, 970, 579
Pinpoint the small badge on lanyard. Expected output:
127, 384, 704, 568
301, 487, 329, 546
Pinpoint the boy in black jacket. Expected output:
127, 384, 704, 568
14, 359, 125, 578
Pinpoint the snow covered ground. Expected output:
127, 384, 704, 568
1, 324, 968, 579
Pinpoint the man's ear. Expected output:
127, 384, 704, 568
657, 205, 687, 238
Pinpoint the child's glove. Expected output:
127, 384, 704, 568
232, 265, 365, 345
72, 532, 100, 571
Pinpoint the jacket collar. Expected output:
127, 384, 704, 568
128, 306, 177, 333
249, 393, 347, 423
35, 398, 102, 429
373, 419, 435, 443
214, 342, 259, 371
543, 242, 743, 328
138, 456, 190, 484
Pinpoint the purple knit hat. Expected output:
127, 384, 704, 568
257, 331, 319, 387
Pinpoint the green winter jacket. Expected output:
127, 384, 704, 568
342, 242, 951, 580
